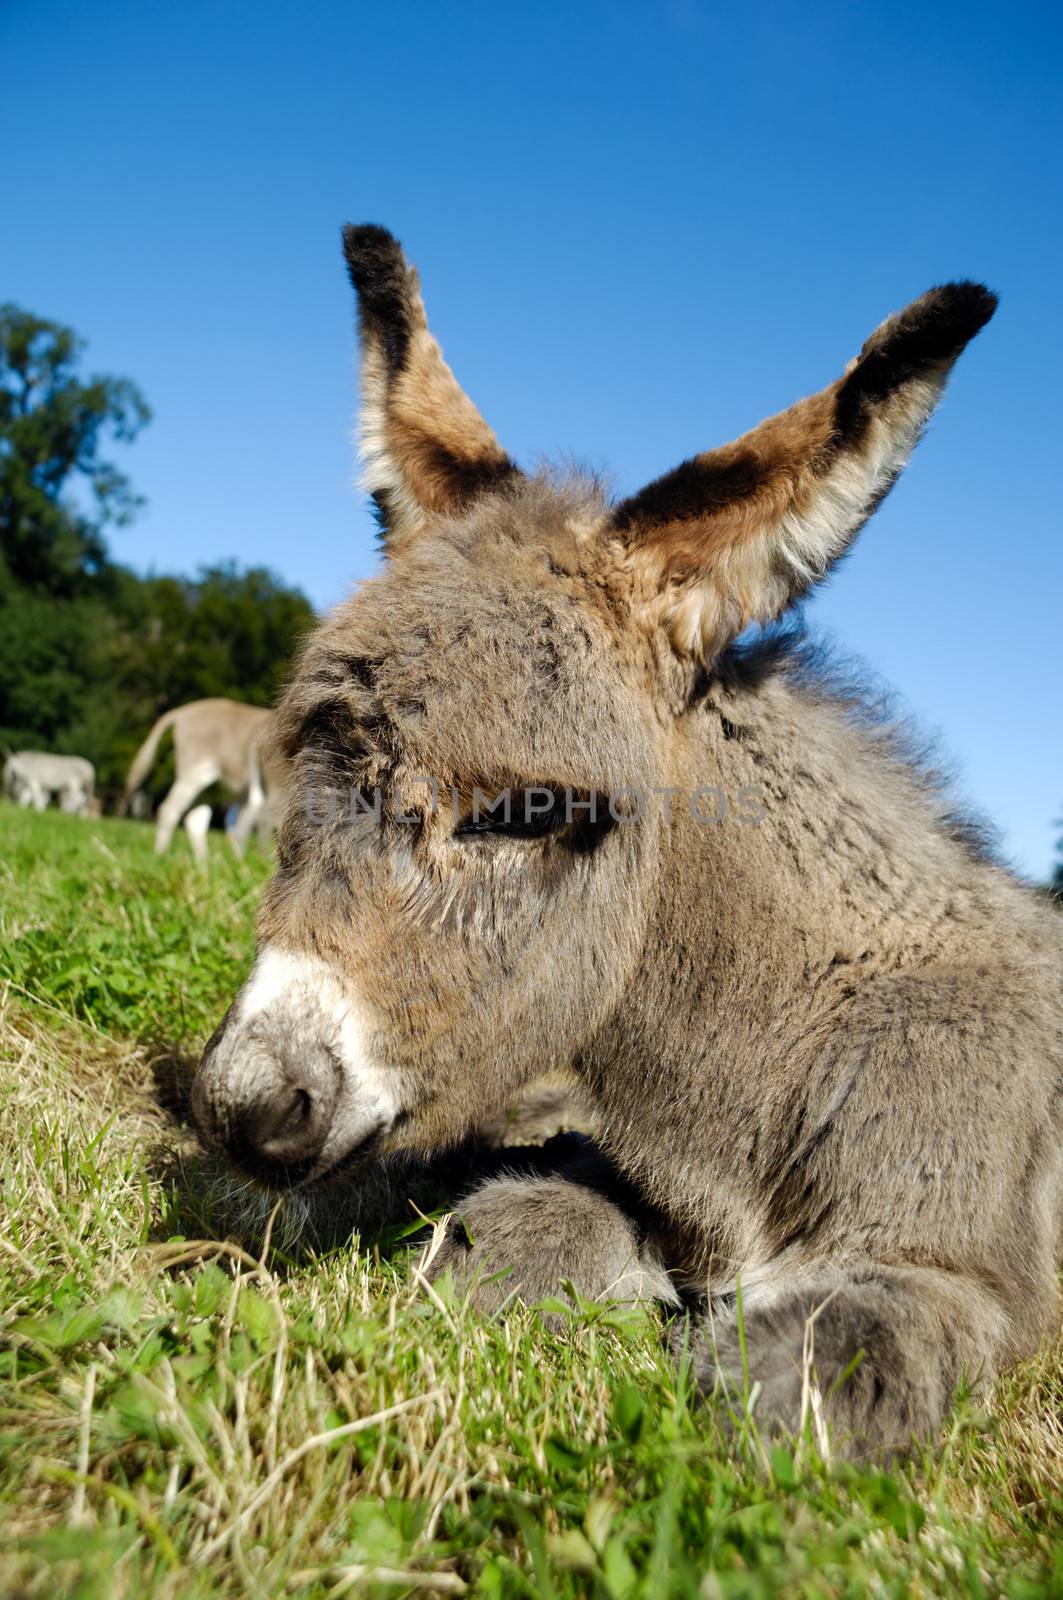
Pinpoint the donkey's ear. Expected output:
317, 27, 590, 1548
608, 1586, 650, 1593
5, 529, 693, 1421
342, 225, 520, 548
609, 282, 997, 659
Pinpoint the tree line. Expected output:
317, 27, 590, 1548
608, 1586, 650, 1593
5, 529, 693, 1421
2, 300, 1061, 882
0, 303, 315, 804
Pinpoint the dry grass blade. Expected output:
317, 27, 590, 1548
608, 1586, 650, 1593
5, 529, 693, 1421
194, 1390, 445, 1564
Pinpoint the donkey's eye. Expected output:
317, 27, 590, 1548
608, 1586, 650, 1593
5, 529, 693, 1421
454, 787, 573, 841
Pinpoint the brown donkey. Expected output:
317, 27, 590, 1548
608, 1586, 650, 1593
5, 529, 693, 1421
193, 227, 1062, 1457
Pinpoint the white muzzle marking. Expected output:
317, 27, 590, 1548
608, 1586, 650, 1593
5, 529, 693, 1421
216, 945, 399, 1176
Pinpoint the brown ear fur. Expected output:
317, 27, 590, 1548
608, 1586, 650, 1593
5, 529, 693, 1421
610, 282, 997, 658
342, 225, 521, 547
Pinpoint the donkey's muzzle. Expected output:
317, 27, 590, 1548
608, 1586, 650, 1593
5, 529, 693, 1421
192, 1029, 341, 1187
238, 1052, 339, 1176
192, 946, 400, 1190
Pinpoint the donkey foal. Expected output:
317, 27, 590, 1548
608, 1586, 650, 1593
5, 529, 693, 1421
193, 227, 1062, 1459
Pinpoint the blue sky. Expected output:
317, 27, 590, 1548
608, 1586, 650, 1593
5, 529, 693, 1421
4, 0, 1061, 876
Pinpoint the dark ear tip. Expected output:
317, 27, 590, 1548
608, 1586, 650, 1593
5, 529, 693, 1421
877, 279, 999, 362
851, 280, 998, 398
341, 223, 407, 289
920, 279, 999, 337
342, 221, 398, 252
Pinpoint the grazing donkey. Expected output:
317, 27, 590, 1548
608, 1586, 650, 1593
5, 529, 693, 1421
3, 751, 95, 815
193, 226, 1062, 1458
121, 697, 280, 860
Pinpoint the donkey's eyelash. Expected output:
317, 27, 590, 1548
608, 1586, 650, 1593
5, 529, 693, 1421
453, 787, 574, 841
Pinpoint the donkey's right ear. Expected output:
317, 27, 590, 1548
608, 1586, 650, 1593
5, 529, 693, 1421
342, 225, 521, 549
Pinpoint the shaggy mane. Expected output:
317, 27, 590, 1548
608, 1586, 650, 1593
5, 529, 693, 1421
717, 615, 1005, 869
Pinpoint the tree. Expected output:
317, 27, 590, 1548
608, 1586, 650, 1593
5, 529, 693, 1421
122, 564, 314, 716
0, 305, 150, 597
102, 564, 315, 799
0, 305, 315, 806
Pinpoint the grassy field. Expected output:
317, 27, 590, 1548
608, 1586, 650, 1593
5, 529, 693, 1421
0, 803, 1059, 1599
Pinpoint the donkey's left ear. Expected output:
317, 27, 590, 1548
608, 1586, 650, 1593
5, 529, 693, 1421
343, 225, 521, 549
609, 282, 997, 659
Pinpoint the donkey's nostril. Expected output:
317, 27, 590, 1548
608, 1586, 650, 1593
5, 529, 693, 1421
243, 1054, 339, 1172
269, 1088, 309, 1142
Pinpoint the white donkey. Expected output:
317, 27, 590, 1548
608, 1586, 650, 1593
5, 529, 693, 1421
120, 698, 281, 861
3, 752, 95, 816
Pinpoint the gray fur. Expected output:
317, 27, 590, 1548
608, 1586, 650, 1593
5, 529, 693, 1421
430, 1161, 680, 1323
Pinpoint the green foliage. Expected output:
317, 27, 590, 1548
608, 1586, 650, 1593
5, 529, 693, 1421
128, 564, 315, 712
0, 805, 1060, 1598
0, 305, 314, 798
101, 561, 314, 797
0, 304, 149, 598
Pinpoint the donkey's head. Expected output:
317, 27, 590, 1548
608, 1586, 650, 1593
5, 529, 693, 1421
192, 225, 995, 1188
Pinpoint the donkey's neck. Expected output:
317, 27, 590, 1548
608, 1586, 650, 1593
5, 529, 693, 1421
671, 664, 989, 963
583, 658, 1003, 1259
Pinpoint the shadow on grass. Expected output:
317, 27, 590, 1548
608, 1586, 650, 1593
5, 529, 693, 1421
147, 1041, 197, 1126
138, 1035, 602, 1270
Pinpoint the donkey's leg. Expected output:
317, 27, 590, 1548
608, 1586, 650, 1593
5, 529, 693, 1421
246, 788, 281, 853
154, 763, 219, 855
182, 803, 213, 865
694, 1260, 1007, 1458
229, 781, 266, 858
58, 780, 90, 815
427, 1172, 680, 1317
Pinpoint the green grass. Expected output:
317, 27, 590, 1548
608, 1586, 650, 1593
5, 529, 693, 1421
0, 803, 1060, 1599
